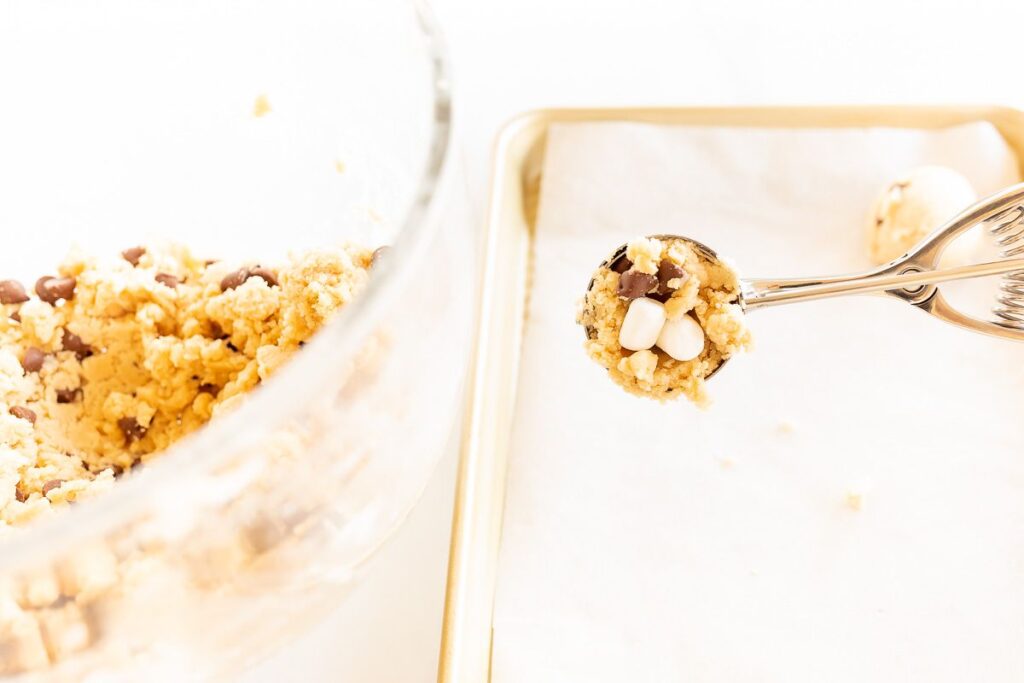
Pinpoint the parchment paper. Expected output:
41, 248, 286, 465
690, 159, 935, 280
491, 121, 1024, 682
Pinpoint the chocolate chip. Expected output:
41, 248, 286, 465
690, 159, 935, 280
657, 259, 688, 295
61, 329, 93, 361
121, 246, 146, 266
220, 265, 278, 290
21, 347, 45, 373
249, 266, 279, 288
208, 321, 225, 339
154, 273, 179, 288
51, 277, 76, 300
41, 479, 63, 496
370, 246, 390, 266
34, 277, 53, 302
14, 487, 26, 503
9, 310, 20, 323
0, 280, 29, 304
9, 406, 36, 424
35, 276, 76, 304
648, 291, 672, 303
220, 268, 251, 291
617, 270, 658, 299
55, 387, 81, 404
611, 258, 633, 274
118, 417, 147, 444
198, 383, 219, 395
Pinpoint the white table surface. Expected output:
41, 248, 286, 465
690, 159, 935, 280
249, 1, 1024, 680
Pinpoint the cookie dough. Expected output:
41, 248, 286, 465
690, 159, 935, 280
866, 165, 978, 265
0, 243, 373, 532
578, 236, 752, 406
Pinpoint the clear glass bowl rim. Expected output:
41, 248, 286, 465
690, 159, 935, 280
0, 0, 454, 571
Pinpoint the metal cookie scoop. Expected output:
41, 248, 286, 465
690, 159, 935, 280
586, 181, 1024, 378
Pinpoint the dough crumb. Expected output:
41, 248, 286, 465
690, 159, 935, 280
252, 94, 272, 118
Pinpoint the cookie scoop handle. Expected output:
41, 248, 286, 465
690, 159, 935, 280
741, 257, 1024, 309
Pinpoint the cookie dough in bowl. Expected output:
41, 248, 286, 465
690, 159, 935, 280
0, 0, 467, 677
0, 244, 375, 530
578, 236, 752, 406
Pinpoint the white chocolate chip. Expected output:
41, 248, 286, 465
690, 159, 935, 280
619, 298, 666, 351
656, 314, 705, 361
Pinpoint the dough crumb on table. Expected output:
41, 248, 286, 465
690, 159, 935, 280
578, 236, 752, 406
0, 243, 373, 533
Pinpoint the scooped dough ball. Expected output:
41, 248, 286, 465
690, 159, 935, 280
578, 236, 751, 406
866, 165, 978, 265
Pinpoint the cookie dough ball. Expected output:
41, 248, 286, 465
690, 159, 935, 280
578, 236, 752, 406
866, 165, 978, 265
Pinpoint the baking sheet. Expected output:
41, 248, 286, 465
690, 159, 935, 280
491, 120, 1024, 682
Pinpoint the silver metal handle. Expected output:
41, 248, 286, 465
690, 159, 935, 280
742, 258, 1024, 309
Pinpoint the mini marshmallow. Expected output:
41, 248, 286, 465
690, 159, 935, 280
656, 314, 705, 361
619, 298, 665, 351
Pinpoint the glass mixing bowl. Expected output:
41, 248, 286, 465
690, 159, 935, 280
0, 1, 467, 679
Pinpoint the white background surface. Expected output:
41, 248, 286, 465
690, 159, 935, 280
250, 1, 1024, 680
